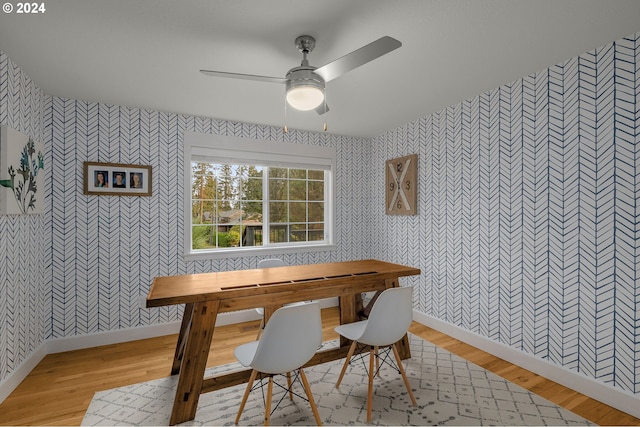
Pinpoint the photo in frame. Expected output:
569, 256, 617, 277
0, 125, 45, 214
84, 161, 152, 196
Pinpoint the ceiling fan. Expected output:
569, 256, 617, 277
200, 35, 402, 115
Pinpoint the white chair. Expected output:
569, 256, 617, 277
334, 286, 416, 423
234, 302, 323, 426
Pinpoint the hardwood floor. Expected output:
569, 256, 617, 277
0, 307, 638, 426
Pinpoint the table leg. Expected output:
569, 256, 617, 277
169, 300, 220, 426
396, 332, 412, 360
171, 302, 194, 375
358, 290, 382, 319
263, 304, 280, 324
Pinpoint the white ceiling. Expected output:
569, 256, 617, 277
1, 0, 639, 138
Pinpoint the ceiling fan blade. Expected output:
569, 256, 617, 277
200, 69, 287, 84
315, 103, 330, 115
314, 36, 401, 82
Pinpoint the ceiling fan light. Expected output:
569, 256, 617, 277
286, 85, 324, 111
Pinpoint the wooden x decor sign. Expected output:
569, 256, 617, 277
385, 154, 417, 215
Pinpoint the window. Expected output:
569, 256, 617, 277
183, 132, 335, 258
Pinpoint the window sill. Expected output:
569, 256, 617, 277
183, 244, 337, 261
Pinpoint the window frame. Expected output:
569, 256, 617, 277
183, 132, 336, 260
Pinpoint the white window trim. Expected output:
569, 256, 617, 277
183, 132, 336, 260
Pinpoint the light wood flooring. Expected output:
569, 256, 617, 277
0, 307, 638, 426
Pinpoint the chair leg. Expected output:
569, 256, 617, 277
335, 340, 358, 388
256, 318, 264, 340
392, 343, 417, 406
264, 376, 274, 426
367, 347, 375, 423
235, 369, 258, 425
374, 346, 380, 377
299, 368, 323, 426
286, 371, 293, 401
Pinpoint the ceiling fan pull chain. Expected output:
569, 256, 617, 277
323, 89, 328, 132
284, 97, 288, 134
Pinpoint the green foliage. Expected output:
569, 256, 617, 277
191, 226, 210, 249
227, 229, 240, 247
191, 225, 237, 249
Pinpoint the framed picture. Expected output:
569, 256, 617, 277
385, 154, 417, 215
83, 161, 152, 196
0, 125, 45, 214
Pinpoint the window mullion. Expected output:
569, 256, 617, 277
263, 167, 270, 246
324, 170, 330, 242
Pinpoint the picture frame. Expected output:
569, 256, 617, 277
83, 161, 152, 196
0, 125, 46, 214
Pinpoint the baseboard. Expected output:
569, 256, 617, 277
413, 311, 640, 419
46, 298, 337, 354
0, 298, 339, 404
0, 342, 48, 403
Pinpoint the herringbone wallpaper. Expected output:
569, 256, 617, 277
45, 102, 369, 337
370, 33, 640, 393
0, 52, 48, 383
0, 31, 639, 400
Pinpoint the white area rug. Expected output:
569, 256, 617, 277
82, 335, 593, 426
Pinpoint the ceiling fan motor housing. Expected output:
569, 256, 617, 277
285, 66, 325, 92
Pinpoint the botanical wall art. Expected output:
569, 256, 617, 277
0, 125, 45, 214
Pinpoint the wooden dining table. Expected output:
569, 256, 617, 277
146, 259, 421, 425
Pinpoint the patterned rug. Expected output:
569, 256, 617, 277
82, 335, 592, 426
